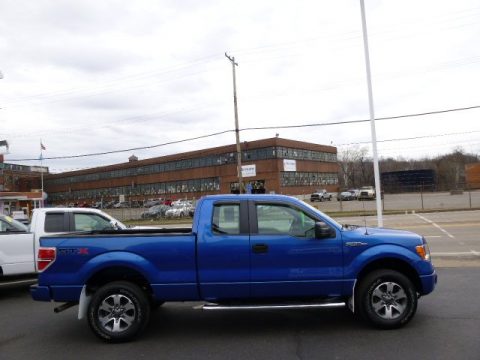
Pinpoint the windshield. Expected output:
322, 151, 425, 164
1, 215, 29, 232
301, 201, 341, 229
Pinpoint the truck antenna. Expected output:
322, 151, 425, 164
362, 200, 369, 235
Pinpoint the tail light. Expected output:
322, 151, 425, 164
37, 247, 56, 272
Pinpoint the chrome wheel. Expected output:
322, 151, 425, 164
357, 269, 418, 329
98, 294, 136, 333
88, 281, 151, 342
371, 281, 407, 320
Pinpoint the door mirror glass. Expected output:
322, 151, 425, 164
315, 222, 335, 239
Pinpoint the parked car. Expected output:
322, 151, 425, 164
140, 204, 170, 219
358, 186, 376, 200
310, 189, 333, 202
113, 201, 129, 208
165, 204, 193, 218
144, 199, 161, 208
348, 189, 360, 199
91, 201, 103, 209
337, 191, 355, 201
103, 201, 116, 209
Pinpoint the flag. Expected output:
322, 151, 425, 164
40, 142, 46, 151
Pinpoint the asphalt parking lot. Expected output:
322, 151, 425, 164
0, 267, 479, 360
1, 209, 479, 359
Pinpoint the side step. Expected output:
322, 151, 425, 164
197, 302, 346, 311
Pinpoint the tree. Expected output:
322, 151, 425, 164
338, 146, 370, 188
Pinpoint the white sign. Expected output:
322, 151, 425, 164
241, 164, 256, 177
283, 159, 296, 172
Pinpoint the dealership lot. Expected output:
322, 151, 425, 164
1, 209, 479, 359
0, 268, 479, 360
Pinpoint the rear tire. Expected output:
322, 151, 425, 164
356, 269, 417, 329
87, 281, 150, 342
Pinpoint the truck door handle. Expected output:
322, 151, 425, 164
252, 244, 269, 253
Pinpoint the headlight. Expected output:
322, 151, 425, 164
416, 237, 431, 261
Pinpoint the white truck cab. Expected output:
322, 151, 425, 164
1, 208, 129, 279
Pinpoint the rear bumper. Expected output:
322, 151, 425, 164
420, 270, 438, 295
30, 285, 52, 301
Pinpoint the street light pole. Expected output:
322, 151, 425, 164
225, 52, 243, 193
360, 0, 383, 227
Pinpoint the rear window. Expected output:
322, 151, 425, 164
212, 204, 240, 235
44, 213, 66, 233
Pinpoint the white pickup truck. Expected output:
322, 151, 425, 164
0, 208, 134, 283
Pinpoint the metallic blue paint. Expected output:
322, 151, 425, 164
31, 194, 437, 305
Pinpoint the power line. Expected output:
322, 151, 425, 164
338, 129, 480, 146
7, 130, 234, 161
6, 104, 480, 162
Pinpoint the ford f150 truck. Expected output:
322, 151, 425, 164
30, 194, 437, 342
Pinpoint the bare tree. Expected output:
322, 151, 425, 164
338, 146, 369, 188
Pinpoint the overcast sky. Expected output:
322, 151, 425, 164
1, 0, 479, 173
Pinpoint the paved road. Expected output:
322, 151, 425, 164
0, 268, 479, 360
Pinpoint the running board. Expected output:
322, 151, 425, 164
197, 302, 346, 311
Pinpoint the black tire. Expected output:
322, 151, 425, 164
356, 269, 417, 329
87, 281, 151, 342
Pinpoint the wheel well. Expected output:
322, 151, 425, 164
86, 266, 153, 297
356, 258, 422, 293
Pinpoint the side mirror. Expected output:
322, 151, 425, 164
315, 222, 335, 239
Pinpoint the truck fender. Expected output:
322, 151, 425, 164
344, 244, 421, 283
78, 251, 158, 288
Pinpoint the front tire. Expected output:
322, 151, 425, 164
356, 269, 417, 329
87, 281, 151, 342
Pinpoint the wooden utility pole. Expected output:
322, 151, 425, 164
225, 52, 243, 193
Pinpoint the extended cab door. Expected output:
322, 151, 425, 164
197, 201, 251, 301
0, 216, 35, 276
249, 201, 344, 298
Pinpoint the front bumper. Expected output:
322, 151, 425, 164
420, 270, 438, 295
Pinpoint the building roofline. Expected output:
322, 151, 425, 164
46, 137, 337, 179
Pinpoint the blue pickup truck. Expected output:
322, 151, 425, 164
31, 194, 437, 342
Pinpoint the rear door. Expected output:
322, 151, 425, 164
249, 201, 344, 298
197, 201, 251, 301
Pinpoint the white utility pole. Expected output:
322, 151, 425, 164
225, 52, 243, 193
360, 0, 383, 227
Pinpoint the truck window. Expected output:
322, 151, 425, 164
1, 217, 27, 232
73, 213, 114, 231
45, 213, 67, 233
212, 204, 240, 235
256, 204, 316, 238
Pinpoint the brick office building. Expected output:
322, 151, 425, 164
45, 137, 339, 205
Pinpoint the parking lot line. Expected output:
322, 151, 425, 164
414, 214, 455, 239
